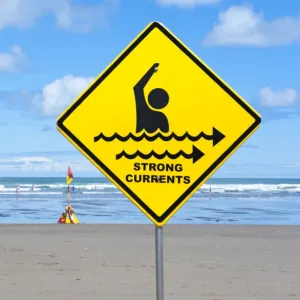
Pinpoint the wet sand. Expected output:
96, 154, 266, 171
0, 224, 299, 299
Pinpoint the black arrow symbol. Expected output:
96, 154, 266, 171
116, 145, 204, 164
94, 127, 225, 145
201, 127, 225, 146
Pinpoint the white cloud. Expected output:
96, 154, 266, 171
203, 5, 300, 47
0, 0, 119, 33
155, 0, 220, 8
0, 155, 94, 173
33, 75, 95, 116
0, 45, 26, 72
259, 87, 297, 107
0, 156, 52, 164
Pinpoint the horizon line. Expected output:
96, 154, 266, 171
0, 176, 299, 180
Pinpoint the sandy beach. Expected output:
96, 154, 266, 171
0, 224, 299, 299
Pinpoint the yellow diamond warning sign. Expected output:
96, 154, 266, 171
57, 22, 261, 226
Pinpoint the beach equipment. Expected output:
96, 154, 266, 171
58, 205, 79, 224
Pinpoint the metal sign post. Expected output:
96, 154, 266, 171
155, 225, 164, 300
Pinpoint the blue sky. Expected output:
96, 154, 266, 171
0, 0, 299, 177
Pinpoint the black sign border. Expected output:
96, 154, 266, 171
57, 22, 261, 225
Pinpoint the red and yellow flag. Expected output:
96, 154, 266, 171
66, 166, 73, 185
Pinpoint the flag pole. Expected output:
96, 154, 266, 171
67, 183, 70, 205
58, 166, 79, 224
67, 166, 73, 206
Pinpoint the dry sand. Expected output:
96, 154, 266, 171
0, 224, 299, 299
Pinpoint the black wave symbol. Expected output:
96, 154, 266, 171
116, 146, 204, 164
94, 127, 225, 146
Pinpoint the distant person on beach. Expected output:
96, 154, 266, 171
16, 185, 20, 198
31, 184, 34, 191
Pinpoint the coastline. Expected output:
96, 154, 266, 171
0, 224, 299, 299
1, 176, 300, 225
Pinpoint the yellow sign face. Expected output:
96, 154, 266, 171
57, 22, 261, 226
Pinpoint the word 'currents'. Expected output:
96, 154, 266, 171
125, 162, 190, 184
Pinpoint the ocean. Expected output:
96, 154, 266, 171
0, 177, 300, 225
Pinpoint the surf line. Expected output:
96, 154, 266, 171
125, 162, 190, 185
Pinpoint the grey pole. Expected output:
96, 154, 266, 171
155, 225, 164, 300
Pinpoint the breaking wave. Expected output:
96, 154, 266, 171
0, 182, 300, 197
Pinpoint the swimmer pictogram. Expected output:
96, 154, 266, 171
94, 127, 225, 144
94, 63, 225, 163
134, 63, 169, 133
116, 145, 204, 164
